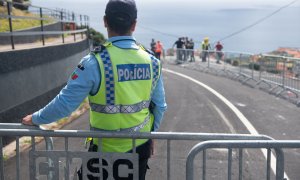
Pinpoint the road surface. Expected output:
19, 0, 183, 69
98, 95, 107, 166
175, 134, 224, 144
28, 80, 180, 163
3, 61, 300, 179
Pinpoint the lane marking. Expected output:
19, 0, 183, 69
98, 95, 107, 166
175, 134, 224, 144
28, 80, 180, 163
208, 99, 236, 133
163, 68, 289, 180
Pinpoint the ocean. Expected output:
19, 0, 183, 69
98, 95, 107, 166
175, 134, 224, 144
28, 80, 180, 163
31, 0, 300, 54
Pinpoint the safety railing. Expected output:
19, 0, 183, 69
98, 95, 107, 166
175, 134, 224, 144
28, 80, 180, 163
0, 123, 54, 180
0, 0, 89, 50
0, 123, 274, 180
166, 49, 300, 106
186, 140, 300, 180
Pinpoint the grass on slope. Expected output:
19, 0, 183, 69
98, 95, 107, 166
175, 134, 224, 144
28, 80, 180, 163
0, 6, 55, 32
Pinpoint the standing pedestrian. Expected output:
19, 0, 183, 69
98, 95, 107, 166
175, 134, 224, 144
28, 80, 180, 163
150, 38, 156, 54
201, 37, 211, 62
215, 41, 223, 64
173, 37, 184, 63
188, 38, 195, 62
22, 0, 167, 179
155, 40, 163, 60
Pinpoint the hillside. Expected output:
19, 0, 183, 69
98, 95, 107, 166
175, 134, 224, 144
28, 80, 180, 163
0, 6, 54, 32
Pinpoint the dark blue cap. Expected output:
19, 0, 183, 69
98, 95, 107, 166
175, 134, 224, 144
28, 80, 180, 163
105, 0, 137, 23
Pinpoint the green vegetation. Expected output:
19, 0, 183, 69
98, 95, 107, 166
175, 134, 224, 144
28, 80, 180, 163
89, 28, 106, 47
249, 63, 260, 71
3, 154, 8, 161
0, 6, 55, 32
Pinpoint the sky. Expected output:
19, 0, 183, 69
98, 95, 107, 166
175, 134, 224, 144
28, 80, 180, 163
31, 0, 300, 52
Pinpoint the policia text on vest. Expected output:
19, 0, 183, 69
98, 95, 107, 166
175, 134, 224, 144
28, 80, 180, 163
117, 64, 151, 82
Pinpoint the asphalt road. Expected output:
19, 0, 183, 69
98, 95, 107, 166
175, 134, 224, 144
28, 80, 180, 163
3, 61, 300, 180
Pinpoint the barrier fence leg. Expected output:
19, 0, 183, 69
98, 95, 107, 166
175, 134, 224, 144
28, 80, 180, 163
228, 148, 232, 180
0, 137, 4, 180
238, 149, 243, 180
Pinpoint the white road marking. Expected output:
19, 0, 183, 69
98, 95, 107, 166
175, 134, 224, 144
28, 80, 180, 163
163, 68, 289, 180
207, 99, 236, 133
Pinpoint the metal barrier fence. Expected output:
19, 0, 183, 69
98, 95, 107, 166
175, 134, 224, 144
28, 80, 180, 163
186, 140, 300, 180
166, 49, 300, 106
0, 0, 89, 49
0, 123, 274, 180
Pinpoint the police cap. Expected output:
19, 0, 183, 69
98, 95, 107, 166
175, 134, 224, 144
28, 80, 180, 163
105, 0, 137, 24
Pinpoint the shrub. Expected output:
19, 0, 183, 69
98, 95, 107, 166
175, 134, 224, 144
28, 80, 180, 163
88, 28, 106, 47
249, 63, 260, 71
225, 58, 232, 64
232, 60, 239, 66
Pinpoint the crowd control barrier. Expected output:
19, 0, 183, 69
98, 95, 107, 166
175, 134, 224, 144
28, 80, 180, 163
186, 140, 300, 180
0, 123, 274, 180
166, 49, 300, 106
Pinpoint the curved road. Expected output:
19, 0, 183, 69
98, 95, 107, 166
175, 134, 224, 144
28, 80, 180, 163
4, 62, 300, 180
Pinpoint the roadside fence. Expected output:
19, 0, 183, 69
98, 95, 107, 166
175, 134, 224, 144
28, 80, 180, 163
166, 49, 300, 107
0, 0, 89, 49
1, 123, 277, 180
186, 140, 300, 180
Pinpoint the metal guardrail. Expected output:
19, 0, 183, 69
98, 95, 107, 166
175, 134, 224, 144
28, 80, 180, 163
0, 123, 54, 180
0, 0, 89, 49
166, 49, 300, 106
186, 140, 300, 180
0, 123, 273, 180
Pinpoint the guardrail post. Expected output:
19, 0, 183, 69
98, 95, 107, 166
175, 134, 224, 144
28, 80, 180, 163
60, 10, 65, 43
250, 55, 254, 79
72, 12, 76, 42
258, 54, 262, 81
282, 57, 286, 88
7, 1, 15, 50
207, 50, 210, 68
40, 7, 45, 46
239, 54, 242, 75
80, 14, 83, 39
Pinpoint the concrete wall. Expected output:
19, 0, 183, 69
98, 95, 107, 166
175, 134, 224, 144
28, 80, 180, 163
0, 39, 90, 124
0, 22, 62, 45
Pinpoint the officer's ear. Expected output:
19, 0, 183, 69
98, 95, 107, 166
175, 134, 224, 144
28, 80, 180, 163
103, 16, 108, 28
130, 20, 137, 32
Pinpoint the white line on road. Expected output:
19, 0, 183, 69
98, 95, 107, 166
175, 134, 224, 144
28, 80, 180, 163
163, 68, 289, 180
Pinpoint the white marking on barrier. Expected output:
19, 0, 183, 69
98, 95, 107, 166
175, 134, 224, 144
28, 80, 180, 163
163, 68, 290, 180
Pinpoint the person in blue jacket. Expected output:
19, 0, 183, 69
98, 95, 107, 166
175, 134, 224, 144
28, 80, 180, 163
22, 0, 167, 179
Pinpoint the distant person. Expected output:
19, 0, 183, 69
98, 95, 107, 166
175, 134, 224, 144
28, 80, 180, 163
215, 41, 223, 64
155, 40, 163, 60
201, 37, 211, 62
173, 37, 184, 62
183, 37, 189, 61
150, 38, 156, 53
22, 0, 167, 179
188, 38, 195, 62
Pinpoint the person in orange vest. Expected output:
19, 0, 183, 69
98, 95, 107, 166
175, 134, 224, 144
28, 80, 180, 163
155, 40, 163, 60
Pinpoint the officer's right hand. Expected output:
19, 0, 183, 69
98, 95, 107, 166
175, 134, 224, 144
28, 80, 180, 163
22, 114, 34, 126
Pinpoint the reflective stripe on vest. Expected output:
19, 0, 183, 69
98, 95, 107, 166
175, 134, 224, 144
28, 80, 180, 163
90, 100, 150, 114
150, 55, 160, 94
100, 48, 115, 105
91, 115, 150, 132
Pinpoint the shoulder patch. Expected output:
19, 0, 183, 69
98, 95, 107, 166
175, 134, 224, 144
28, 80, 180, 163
91, 45, 105, 54
77, 63, 85, 71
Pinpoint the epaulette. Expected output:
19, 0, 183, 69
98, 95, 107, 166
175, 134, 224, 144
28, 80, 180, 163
91, 45, 105, 54
138, 43, 155, 56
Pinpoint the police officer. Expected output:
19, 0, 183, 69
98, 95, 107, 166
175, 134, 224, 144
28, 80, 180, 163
22, 0, 167, 179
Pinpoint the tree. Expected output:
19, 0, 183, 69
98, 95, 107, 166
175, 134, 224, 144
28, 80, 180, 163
88, 28, 106, 47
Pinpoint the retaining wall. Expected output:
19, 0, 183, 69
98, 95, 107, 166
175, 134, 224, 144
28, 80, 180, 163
0, 39, 90, 125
